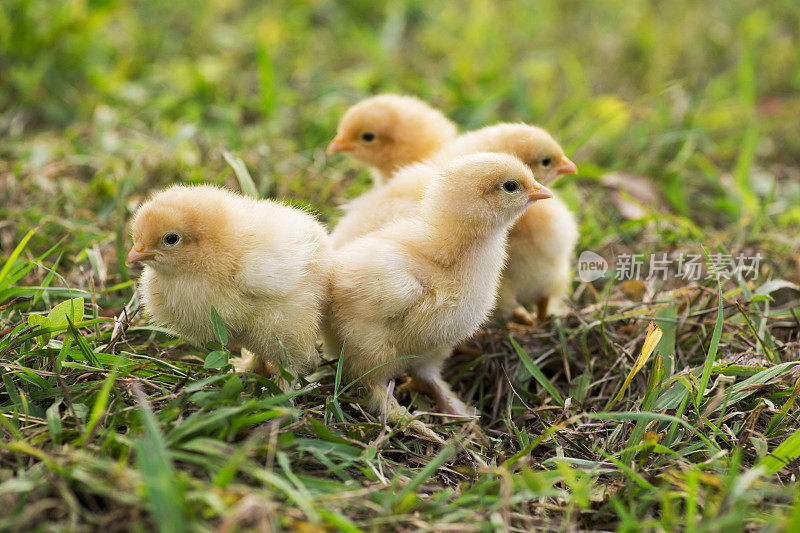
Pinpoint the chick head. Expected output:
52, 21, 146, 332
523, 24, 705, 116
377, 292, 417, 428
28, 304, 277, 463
471, 123, 577, 183
126, 185, 234, 273
327, 94, 457, 176
424, 153, 553, 230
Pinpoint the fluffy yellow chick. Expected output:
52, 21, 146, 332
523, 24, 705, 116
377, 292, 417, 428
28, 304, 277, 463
126, 185, 332, 379
428, 123, 577, 185
331, 122, 579, 323
431, 124, 578, 322
326, 94, 458, 184
324, 154, 553, 440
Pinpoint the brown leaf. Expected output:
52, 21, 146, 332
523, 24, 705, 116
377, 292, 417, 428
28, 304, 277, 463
601, 172, 662, 220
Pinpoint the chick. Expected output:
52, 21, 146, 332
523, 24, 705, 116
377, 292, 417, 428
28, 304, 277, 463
126, 185, 332, 379
430, 124, 578, 323
326, 94, 458, 184
324, 154, 553, 440
428, 123, 577, 185
331, 122, 579, 323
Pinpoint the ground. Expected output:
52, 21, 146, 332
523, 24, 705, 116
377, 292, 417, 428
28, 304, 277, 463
1, 1, 800, 531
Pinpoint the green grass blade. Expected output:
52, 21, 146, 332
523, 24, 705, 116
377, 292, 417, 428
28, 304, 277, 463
757, 426, 800, 475
588, 412, 719, 452
223, 151, 258, 199
74, 356, 122, 446
134, 387, 188, 533
388, 440, 458, 512
654, 303, 677, 376
696, 278, 723, 406
0, 228, 36, 293
510, 336, 564, 407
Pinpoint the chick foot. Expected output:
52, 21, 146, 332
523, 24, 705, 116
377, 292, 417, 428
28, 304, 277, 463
511, 306, 537, 326
230, 349, 294, 394
403, 419, 446, 444
453, 343, 483, 358
370, 383, 445, 444
397, 376, 471, 418
417, 375, 476, 421
401, 376, 487, 444
402, 372, 477, 426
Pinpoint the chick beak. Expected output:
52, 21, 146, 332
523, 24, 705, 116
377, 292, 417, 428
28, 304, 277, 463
529, 184, 554, 203
556, 156, 578, 175
126, 243, 156, 265
327, 137, 355, 154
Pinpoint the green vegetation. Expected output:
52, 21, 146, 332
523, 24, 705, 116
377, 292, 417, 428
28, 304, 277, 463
2, 0, 799, 530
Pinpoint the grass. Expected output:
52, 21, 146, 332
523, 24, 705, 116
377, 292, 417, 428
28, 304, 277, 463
2, 0, 800, 530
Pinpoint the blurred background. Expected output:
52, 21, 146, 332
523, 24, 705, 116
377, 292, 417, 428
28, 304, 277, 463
2, 3, 800, 529
1, 0, 799, 283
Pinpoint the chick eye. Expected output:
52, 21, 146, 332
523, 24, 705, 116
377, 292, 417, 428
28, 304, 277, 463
502, 180, 520, 193
162, 233, 180, 247
541, 157, 553, 167
361, 132, 376, 142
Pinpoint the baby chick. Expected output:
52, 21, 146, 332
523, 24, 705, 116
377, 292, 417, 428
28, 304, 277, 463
324, 154, 553, 440
430, 124, 578, 323
428, 123, 577, 185
331, 122, 579, 323
327, 94, 458, 184
127, 185, 332, 379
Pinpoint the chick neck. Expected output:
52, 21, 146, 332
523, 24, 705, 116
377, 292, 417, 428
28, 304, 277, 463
408, 198, 513, 269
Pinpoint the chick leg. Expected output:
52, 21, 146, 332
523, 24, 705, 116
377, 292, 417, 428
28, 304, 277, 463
396, 375, 436, 396
406, 371, 488, 445
404, 346, 476, 421
536, 297, 550, 322
396, 347, 462, 413
408, 373, 475, 420
367, 382, 444, 444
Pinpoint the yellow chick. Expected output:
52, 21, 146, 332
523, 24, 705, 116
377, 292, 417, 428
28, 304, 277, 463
324, 154, 553, 440
432, 124, 579, 322
331, 122, 579, 323
428, 123, 577, 185
326, 94, 458, 184
126, 185, 332, 379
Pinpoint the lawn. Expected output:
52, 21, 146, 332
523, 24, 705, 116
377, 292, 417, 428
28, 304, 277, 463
2, 0, 800, 530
